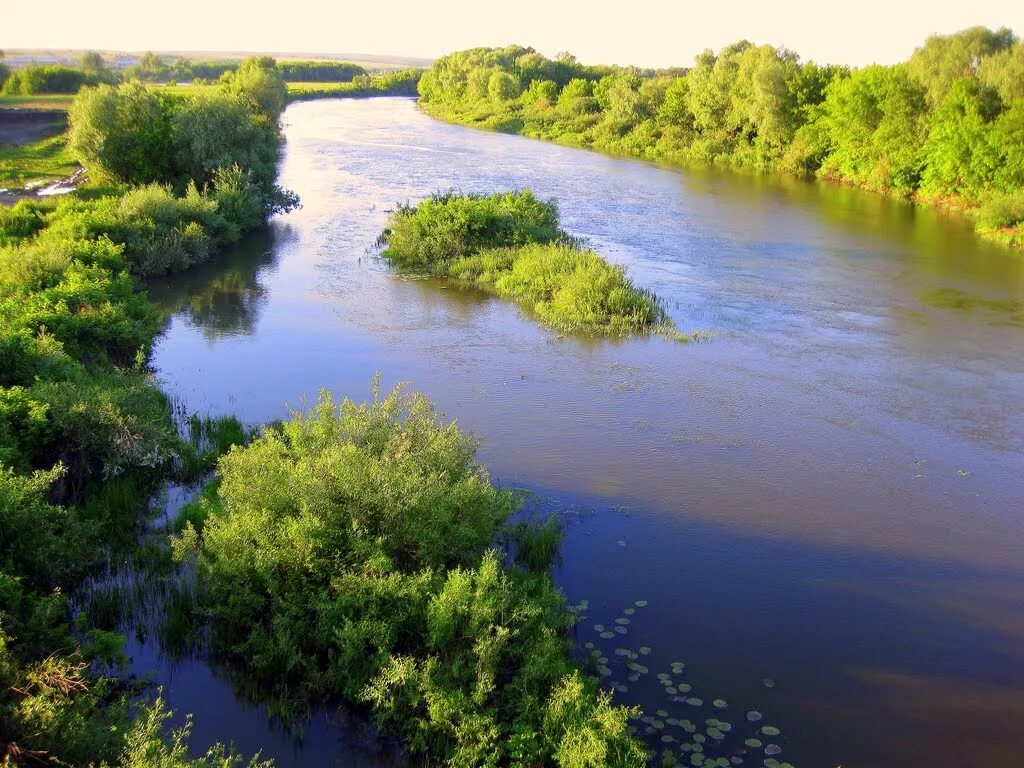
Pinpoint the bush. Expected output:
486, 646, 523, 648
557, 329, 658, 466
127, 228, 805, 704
186, 383, 644, 766
68, 82, 174, 184
380, 190, 561, 268
977, 190, 1024, 230
380, 192, 671, 335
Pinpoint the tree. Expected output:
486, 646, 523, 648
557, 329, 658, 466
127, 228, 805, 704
79, 51, 110, 81
978, 42, 1024, 103
907, 26, 1015, 104
223, 56, 287, 122
68, 82, 172, 184
170, 90, 281, 194
488, 71, 519, 103
920, 80, 1002, 198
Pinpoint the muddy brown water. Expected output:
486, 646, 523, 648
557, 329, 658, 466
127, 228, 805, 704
137, 97, 1024, 768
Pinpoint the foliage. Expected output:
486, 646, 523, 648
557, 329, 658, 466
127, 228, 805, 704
185, 384, 644, 766
417, 28, 1024, 246
380, 191, 672, 335
1, 65, 94, 96
221, 56, 288, 122
380, 190, 560, 268
276, 60, 367, 82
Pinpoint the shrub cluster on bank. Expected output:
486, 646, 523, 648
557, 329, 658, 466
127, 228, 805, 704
417, 28, 1024, 247
0, 58, 294, 766
379, 191, 676, 336
173, 383, 647, 767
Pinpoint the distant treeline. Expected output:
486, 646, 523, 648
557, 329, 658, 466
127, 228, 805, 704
419, 28, 1024, 246
0, 51, 372, 93
285, 67, 423, 100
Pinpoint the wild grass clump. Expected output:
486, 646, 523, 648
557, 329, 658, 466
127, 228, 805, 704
178, 381, 646, 766
380, 191, 677, 337
511, 513, 565, 572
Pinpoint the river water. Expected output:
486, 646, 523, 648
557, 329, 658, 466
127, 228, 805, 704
140, 97, 1024, 768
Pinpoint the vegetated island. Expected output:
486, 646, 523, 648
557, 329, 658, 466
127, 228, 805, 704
379, 190, 696, 339
416, 27, 1024, 249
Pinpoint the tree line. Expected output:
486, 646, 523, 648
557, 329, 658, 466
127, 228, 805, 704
418, 28, 1024, 246
0, 50, 372, 94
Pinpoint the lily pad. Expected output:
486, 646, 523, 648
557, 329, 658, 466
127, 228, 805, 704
764, 745, 782, 757
593, 624, 605, 632
712, 698, 728, 709
614, 626, 628, 635
746, 711, 763, 722
615, 618, 630, 625
656, 709, 669, 718
687, 697, 703, 707
600, 631, 615, 639
639, 646, 652, 655
761, 678, 776, 689
761, 726, 780, 737
635, 600, 648, 607
744, 738, 762, 748
666, 686, 678, 694
624, 607, 636, 615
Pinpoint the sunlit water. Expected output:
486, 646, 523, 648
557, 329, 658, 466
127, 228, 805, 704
138, 97, 1024, 768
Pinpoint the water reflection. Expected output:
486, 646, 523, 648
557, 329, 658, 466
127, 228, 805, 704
145, 228, 280, 340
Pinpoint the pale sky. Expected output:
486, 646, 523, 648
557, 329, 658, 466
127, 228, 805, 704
3, 0, 1022, 69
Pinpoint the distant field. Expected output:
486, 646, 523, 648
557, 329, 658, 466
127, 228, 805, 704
0, 94, 76, 110
3, 48, 433, 72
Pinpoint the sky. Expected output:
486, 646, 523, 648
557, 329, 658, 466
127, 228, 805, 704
3, 0, 1023, 68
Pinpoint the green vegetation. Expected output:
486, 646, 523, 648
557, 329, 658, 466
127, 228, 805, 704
0, 134, 76, 188
418, 28, 1024, 247
175, 383, 646, 767
380, 191, 675, 336
0, 57, 294, 765
285, 68, 423, 100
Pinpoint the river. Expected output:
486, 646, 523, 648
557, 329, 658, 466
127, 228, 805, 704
137, 97, 1024, 768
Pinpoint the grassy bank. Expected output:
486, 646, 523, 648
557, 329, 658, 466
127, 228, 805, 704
417, 29, 1024, 250
379, 191, 686, 338
0, 133, 76, 189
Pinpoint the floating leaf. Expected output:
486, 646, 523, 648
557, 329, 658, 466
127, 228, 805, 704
712, 698, 727, 709
666, 686, 678, 695
744, 738, 762, 748
600, 631, 615, 639
628, 674, 641, 682
584, 642, 595, 650
597, 665, 612, 676
635, 600, 648, 607
594, 624, 605, 632
615, 648, 630, 656
628, 663, 649, 674
653, 720, 666, 730
656, 709, 669, 717
615, 626, 628, 635
761, 726, 780, 737
678, 683, 692, 693
615, 617, 630, 625
761, 678, 775, 689
639, 646, 652, 655
693, 734, 705, 744
746, 711, 762, 722
662, 735, 676, 743
764, 745, 782, 757
687, 697, 703, 707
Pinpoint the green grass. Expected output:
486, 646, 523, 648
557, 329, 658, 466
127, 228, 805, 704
0, 133, 78, 188
0, 94, 76, 110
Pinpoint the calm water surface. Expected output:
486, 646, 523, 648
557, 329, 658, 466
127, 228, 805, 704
141, 98, 1024, 768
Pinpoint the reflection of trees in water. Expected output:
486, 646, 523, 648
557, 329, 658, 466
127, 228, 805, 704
149, 228, 280, 340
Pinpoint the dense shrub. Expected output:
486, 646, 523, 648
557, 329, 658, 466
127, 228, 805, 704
381, 190, 561, 268
1, 64, 93, 95
182, 384, 644, 766
380, 192, 672, 335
